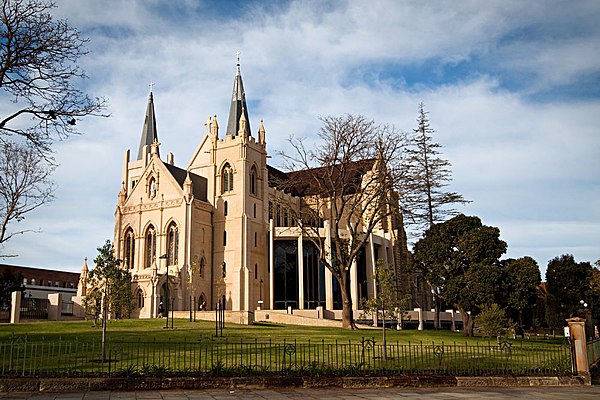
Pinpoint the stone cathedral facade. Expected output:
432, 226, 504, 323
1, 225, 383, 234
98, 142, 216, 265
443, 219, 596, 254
80, 62, 430, 322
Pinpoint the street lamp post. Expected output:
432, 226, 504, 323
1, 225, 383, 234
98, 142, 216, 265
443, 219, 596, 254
159, 253, 170, 329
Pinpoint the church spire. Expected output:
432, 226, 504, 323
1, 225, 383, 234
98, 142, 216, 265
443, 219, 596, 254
137, 87, 159, 160
226, 52, 251, 139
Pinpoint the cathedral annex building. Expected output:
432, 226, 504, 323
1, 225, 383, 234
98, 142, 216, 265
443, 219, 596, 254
79, 61, 428, 323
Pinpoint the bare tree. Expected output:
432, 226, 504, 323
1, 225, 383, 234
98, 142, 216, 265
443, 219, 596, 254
0, 141, 54, 248
0, 0, 107, 155
277, 114, 407, 329
402, 102, 469, 329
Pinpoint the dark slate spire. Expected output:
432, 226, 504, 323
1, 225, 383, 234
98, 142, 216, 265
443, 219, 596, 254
226, 52, 251, 138
137, 89, 159, 160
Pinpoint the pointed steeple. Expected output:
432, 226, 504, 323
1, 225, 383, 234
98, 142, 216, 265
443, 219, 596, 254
137, 89, 159, 160
226, 52, 251, 138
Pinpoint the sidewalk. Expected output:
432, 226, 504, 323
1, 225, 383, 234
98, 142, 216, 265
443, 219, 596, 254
2, 387, 600, 400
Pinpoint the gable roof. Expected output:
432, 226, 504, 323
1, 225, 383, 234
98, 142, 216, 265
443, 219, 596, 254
268, 158, 376, 197
164, 163, 207, 202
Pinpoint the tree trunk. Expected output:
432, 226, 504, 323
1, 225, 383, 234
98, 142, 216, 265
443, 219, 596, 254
457, 306, 474, 336
340, 271, 357, 329
433, 290, 440, 329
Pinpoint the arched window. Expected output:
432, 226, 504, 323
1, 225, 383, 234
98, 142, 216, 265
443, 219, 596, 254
250, 165, 257, 195
223, 230, 227, 246
137, 288, 144, 308
199, 257, 205, 278
224, 201, 228, 216
145, 225, 157, 268
222, 163, 234, 193
222, 262, 227, 278
167, 223, 179, 265
124, 228, 135, 269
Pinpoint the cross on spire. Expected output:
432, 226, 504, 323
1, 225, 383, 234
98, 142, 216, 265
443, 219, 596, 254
236, 51, 241, 75
149, 81, 155, 92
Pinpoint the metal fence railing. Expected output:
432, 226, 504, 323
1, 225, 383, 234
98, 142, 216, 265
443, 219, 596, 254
61, 301, 74, 316
19, 299, 49, 320
0, 336, 572, 378
587, 337, 600, 368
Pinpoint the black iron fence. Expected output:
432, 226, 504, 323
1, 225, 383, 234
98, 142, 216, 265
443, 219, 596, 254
19, 298, 49, 320
0, 336, 572, 378
587, 337, 600, 368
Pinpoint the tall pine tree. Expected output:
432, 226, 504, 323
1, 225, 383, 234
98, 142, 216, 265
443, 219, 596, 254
401, 102, 469, 230
403, 103, 469, 328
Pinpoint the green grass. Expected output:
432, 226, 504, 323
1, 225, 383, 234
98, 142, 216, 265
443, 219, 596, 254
0, 319, 571, 377
0, 318, 563, 345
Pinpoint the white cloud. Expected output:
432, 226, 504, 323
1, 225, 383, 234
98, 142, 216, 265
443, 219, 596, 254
4, 0, 599, 274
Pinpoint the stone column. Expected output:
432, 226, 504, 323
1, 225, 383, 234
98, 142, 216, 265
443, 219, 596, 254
48, 293, 62, 321
567, 317, 589, 381
10, 291, 21, 324
415, 307, 423, 331
269, 218, 274, 310
350, 258, 358, 311
324, 220, 333, 310
297, 235, 304, 309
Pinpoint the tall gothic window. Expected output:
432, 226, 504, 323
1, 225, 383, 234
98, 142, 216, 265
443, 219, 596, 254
137, 288, 144, 308
124, 228, 135, 269
167, 223, 179, 265
250, 165, 257, 195
199, 257, 205, 278
222, 163, 234, 193
145, 225, 156, 269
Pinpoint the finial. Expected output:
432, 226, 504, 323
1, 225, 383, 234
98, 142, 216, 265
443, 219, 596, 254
236, 51, 241, 75
149, 81, 155, 93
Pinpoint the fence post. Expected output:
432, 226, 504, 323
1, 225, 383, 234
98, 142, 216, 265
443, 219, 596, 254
10, 291, 21, 324
567, 317, 590, 384
48, 293, 61, 321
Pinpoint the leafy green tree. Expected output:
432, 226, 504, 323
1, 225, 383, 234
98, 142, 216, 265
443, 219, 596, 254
0, 268, 21, 309
545, 254, 592, 327
501, 257, 541, 329
412, 214, 507, 336
361, 261, 412, 358
84, 240, 132, 361
476, 303, 510, 337
401, 103, 469, 328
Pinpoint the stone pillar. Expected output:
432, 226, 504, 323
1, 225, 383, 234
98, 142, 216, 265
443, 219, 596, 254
269, 218, 274, 310
297, 235, 304, 309
324, 220, 333, 310
10, 291, 21, 324
350, 258, 358, 311
415, 307, 423, 331
48, 293, 62, 321
567, 317, 589, 381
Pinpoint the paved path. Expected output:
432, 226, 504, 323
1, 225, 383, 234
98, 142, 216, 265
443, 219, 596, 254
2, 386, 600, 400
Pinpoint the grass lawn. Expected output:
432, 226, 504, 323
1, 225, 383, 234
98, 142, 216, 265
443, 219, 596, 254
0, 318, 563, 346
0, 319, 570, 377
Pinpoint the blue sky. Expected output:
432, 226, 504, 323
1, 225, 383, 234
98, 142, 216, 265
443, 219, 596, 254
2, 0, 599, 276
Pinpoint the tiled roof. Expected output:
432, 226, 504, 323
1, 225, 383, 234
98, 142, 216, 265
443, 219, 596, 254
164, 163, 208, 202
268, 159, 376, 197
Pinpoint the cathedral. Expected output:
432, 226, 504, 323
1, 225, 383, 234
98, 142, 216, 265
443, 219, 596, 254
80, 60, 429, 322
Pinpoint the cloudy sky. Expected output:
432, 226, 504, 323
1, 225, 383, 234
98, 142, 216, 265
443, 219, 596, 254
3, 0, 599, 277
